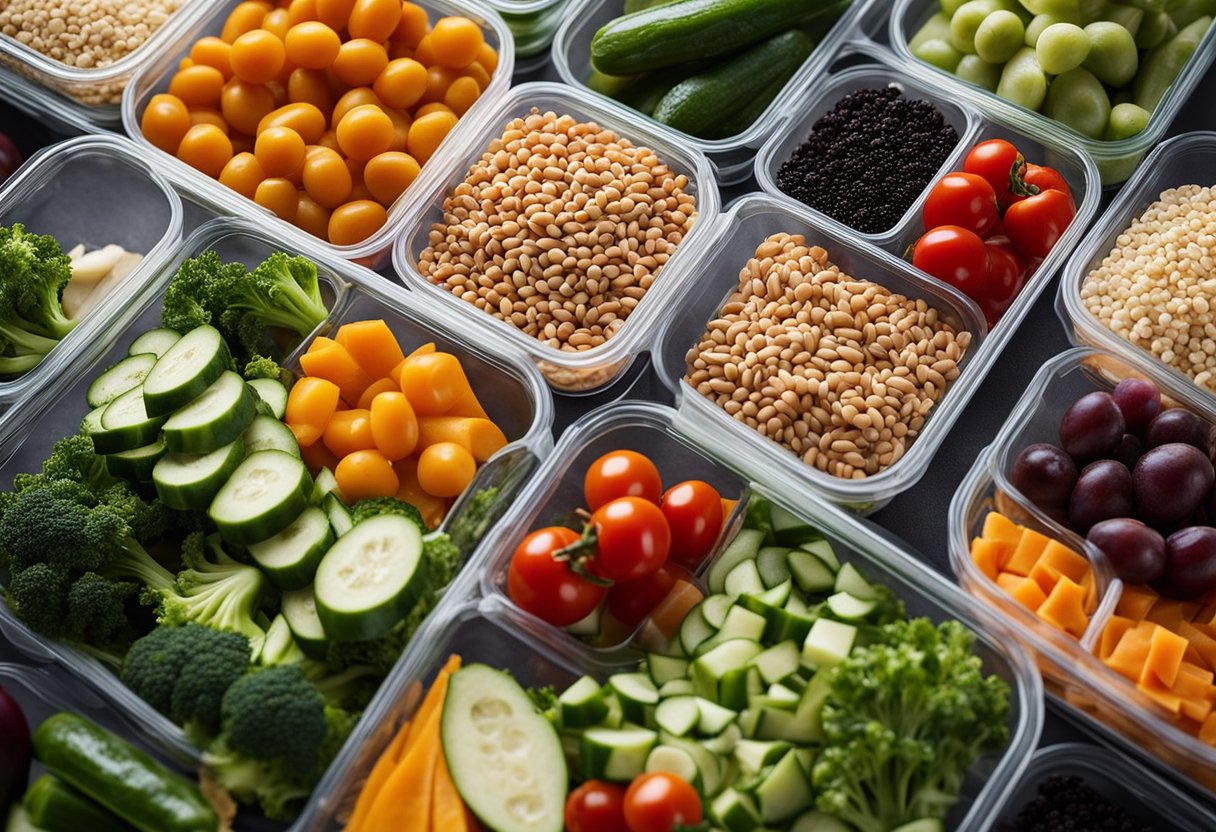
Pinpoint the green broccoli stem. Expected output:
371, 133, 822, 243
72, 641, 125, 670
0, 354, 45, 375
99, 541, 176, 592
0, 318, 61, 356
27, 294, 78, 340
235, 284, 326, 337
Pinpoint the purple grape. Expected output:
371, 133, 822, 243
1112, 378, 1161, 434
1145, 408, 1212, 456
1069, 460, 1134, 533
1087, 518, 1167, 584
1113, 433, 1143, 470
1059, 391, 1125, 463
1132, 443, 1215, 526
1158, 526, 1216, 600
1011, 443, 1078, 508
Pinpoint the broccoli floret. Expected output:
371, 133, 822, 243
447, 485, 503, 555
422, 533, 461, 589
38, 433, 108, 486
6, 563, 68, 638
160, 251, 244, 334
242, 355, 289, 384
0, 224, 76, 374
349, 496, 426, 530
220, 665, 328, 776
527, 685, 558, 713
65, 573, 136, 648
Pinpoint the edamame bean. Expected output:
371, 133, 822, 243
1026, 13, 1066, 44
997, 46, 1049, 109
942, 0, 970, 15
1037, 22, 1091, 72
1044, 66, 1111, 138
910, 12, 953, 51
1134, 15, 1211, 111
956, 54, 1004, 89
1105, 101, 1151, 139
1083, 21, 1139, 85
1021, 0, 1081, 16
950, 0, 1005, 53
1078, 0, 1108, 25
976, 10, 1026, 61
1136, 10, 1177, 47
915, 38, 966, 70
1104, 5, 1145, 38
1170, 0, 1216, 29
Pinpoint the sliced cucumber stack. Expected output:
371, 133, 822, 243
281, 587, 329, 659
80, 404, 106, 436
104, 437, 167, 482
208, 450, 311, 545
243, 414, 299, 456
91, 387, 166, 454
247, 378, 288, 420
128, 327, 181, 359
142, 325, 230, 417
247, 506, 333, 590
86, 353, 157, 408
162, 371, 256, 453
153, 438, 246, 511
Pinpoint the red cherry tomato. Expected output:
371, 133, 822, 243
623, 772, 703, 832
607, 562, 692, 628
590, 496, 671, 582
1004, 187, 1075, 260
566, 781, 628, 832
1022, 163, 1073, 201
0, 132, 22, 183
660, 480, 723, 568
912, 225, 990, 299
507, 526, 606, 627
978, 237, 1027, 327
922, 172, 1000, 237
584, 450, 663, 510
963, 138, 1022, 202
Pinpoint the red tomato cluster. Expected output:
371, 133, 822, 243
507, 450, 725, 629
566, 774, 703, 832
912, 139, 1077, 327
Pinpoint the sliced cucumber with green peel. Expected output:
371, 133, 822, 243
162, 371, 256, 454
580, 727, 657, 781
323, 492, 353, 537
313, 514, 425, 641
709, 528, 763, 593
247, 377, 288, 420
81, 404, 106, 435
754, 748, 813, 823
757, 545, 792, 588
610, 672, 659, 725
243, 414, 299, 457
558, 676, 609, 729
153, 437, 245, 511
658, 679, 694, 698
208, 450, 311, 544
105, 437, 166, 482
247, 506, 333, 590
128, 327, 181, 359
825, 591, 877, 622
701, 594, 733, 629
788, 550, 836, 595
646, 653, 688, 687
92, 387, 167, 454
281, 587, 328, 658
311, 467, 340, 505
142, 325, 230, 417
654, 695, 699, 737
734, 739, 791, 773
834, 562, 877, 600
86, 353, 157, 408
645, 745, 702, 791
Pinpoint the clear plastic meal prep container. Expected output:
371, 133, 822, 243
121, 0, 515, 271
866, 0, 1216, 186
0, 215, 554, 792
1057, 131, 1216, 408
490, 0, 570, 57
950, 346, 1216, 796
295, 399, 1044, 831
391, 81, 721, 396
0, 134, 183, 418
550, 0, 874, 185
0, 66, 100, 137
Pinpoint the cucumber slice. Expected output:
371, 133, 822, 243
646, 654, 688, 687
711, 788, 761, 832
692, 639, 762, 703
142, 325, 231, 417
788, 550, 835, 595
153, 437, 246, 511
558, 676, 609, 729
564, 604, 603, 638
323, 492, 353, 537
826, 591, 878, 622
709, 528, 764, 593
734, 739, 791, 774
802, 618, 857, 668
580, 727, 657, 781
698, 605, 765, 655
678, 604, 715, 657
654, 696, 699, 737
247, 377, 288, 420
80, 404, 106, 435
86, 353, 157, 408
281, 587, 328, 658
801, 538, 840, 572
769, 503, 819, 546
310, 467, 341, 505
657, 679, 694, 698
645, 745, 702, 792
128, 327, 181, 359
749, 640, 801, 685
792, 811, 852, 832
757, 546, 792, 588
754, 749, 813, 823
162, 371, 257, 453
695, 697, 737, 735
443, 665, 566, 832
718, 665, 762, 710
209, 450, 311, 545
313, 513, 425, 641
247, 506, 333, 590
724, 560, 764, 598
243, 414, 300, 457
105, 437, 167, 482
834, 562, 878, 600
92, 387, 167, 454
701, 594, 733, 629
609, 673, 659, 725
659, 734, 724, 797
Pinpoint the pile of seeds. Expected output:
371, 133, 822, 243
776, 86, 959, 234
1081, 184, 1216, 392
418, 109, 697, 353
1003, 775, 1152, 832
685, 233, 970, 480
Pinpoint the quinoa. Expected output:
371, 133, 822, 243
775, 86, 959, 234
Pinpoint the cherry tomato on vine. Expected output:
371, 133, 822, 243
607, 562, 692, 628
584, 450, 662, 510
912, 225, 989, 299
590, 496, 671, 582
507, 526, 605, 627
661, 480, 723, 567
963, 138, 1022, 202
922, 172, 1000, 237
623, 772, 703, 832
565, 781, 628, 832
1004, 187, 1075, 260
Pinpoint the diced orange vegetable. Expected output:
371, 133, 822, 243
1179, 622, 1216, 670
323, 408, 377, 457
404, 654, 461, 750
346, 719, 412, 832
1080, 569, 1098, 613
1183, 696, 1215, 725
417, 441, 475, 497
1116, 584, 1160, 620
300, 437, 342, 476
395, 457, 448, 530
1098, 616, 1136, 661
996, 573, 1047, 612
1004, 527, 1051, 577
364, 681, 442, 830
1139, 675, 1183, 714
398, 351, 474, 416
970, 538, 1006, 581
431, 749, 471, 832
1141, 625, 1189, 688
720, 498, 737, 526
357, 377, 400, 409
336, 319, 406, 379
286, 376, 341, 446
1039, 540, 1090, 584
1037, 576, 1089, 638
1147, 599, 1198, 632
300, 338, 373, 405
1200, 713, 1216, 745
647, 579, 704, 640
1105, 628, 1152, 681
416, 416, 507, 462
981, 511, 1023, 546
370, 391, 419, 460
335, 448, 399, 500
1028, 561, 1061, 596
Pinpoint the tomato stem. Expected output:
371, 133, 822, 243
1006, 154, 1038, 201
552, 524, 613, 587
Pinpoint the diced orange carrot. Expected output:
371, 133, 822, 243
1147, 599, 1194, 633
1141, 625, 1189, 688
346, 720, 412, 832
300, 340, 374, 406
1037, 576, 1089, 638
1080, 569, 1099, 613
431, 750, 472, 832
1179, 622, 1216, 670
285, 376, 340, 446
336, 319, 406, 380
720, 498, 738, 526
970, 538, 1006, 581
1028, 560, 1061, 595
996, 573, 1047, 612
1199, 713, 1216, 745
364, 683, 443, 830
1185, 642, 1206, 670
1004, 527, 1051, 577
335, 449, 399, 501
1116, 584, 1160, 620
323, 408, 376, 457
1098, 616, 1135, 661
370, 391, 419, 461
981, 511, 1023, 546
1039, 540, 1090, 584
416, 416, 507, 462
357, 377, 400, 410
1105, 628, 1153, 681
398, 351, 475, 416
1139, 675, 1183, 715
307, 335, 337, 354
1182, 697, 1215, 725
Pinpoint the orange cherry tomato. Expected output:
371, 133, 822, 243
412, 101, 452, 118
177, 123, 234, 178
258, 101, 327, 143
254, 177, 299, 221
443, 75, 480, 115
332, 38, 388, 87
336, 104, 394, 161
255, 125, 307, 176
302, 146, 352, 208
219, 151, 267, 198
406, 110, 456, 165
286, 0, 318, 26
221, 1, 271, 43
417, 441, 476, 497
220, 78, 276, 135
323, 408, 377, 457
462, 60, 490, 91
189, 107, 229, 134
429, 17, 483, 69
169, 64, 225, 108
328, 199, 387, 246
392, 2, 429, 47
335, 449, 399, 500
475, 42, 498, 74
363, 151, 419, 206
141, 94, 192, 154
286, 376, 341, 446
293, 192, 332, 238
419, 64, 458, 104
369, 391, 419, 460
373, 58, 427, 109
190, 37, 234, 78
331, 86, 382, 127
284, 21, 340, 69
314, 0, 356, 30
262, 8, 291, 40
348, 0, 402, 42
230, 29, 286, 84
287, 67, 333, 113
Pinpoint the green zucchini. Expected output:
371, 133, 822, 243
652, 30, 815, 138
30, 713, 218, 832
22, 775, 132, 832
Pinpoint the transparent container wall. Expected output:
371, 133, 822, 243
491, 0, 570, 56
0, 135, 183, 413
650, 192, 987, 513
1058, 132, 1216, 406
886, 0, 1216, 186
550, 0, 868, 184
0, 66, 99, 138
122, 0, 515, 270
996, 744, 1216, 832
393, 81, 720, 395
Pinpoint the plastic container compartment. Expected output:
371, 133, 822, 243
491, 0, 570, 57
296, 422, 1043, 830
0, 134, 183, 418
0, 0, 214, 130
0, 216, 554, 785
551, 0, 871, 185
0, 66, 99, 138
883, 0, 1216, 186
650, 192, 987, 513
1057, 132, 1216, 405
392, 81, 720, 395
994, 743, 1216, 831
121, 0, 515, 270
950, 345, 1216, 796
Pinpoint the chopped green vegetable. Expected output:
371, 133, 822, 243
0, 223, 76, 375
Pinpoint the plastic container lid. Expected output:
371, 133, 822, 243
392, 81, 721, 395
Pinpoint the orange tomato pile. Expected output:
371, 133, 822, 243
140, 0, 498, 247
285, 319, 507, 528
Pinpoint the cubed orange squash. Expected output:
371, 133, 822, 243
1184, 642, 1206, 670
981, 511, 1023, 546
996, 573, 1048, 612
1040, 540, 1090, 584
1147, 599, 1193, 633
307, 335, 337, 353
970, 538, 1007, 581
336, 319, 406, 380
1138, 676, 1183, 715
416, 416, 507, 462
1198, 713, 1216, 745
1105, 629, 1153, 681
1098, 616, 1136, 661
1004, 527, 1051, 577
1029, 561, 1062, 595
1182, 697, 1214, 725
1174, 661, 1214, 694
1116, 584, 1160, 620
357, 377, 400, 410
1141, 625, 1189, 688
1080, 569, 1099, 613
300, 339, 373, 405
1037, 576, 1089, 638
1179, 622, 1216, 670
285, 376, 341, 446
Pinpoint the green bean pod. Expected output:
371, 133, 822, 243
1134, 15, 1211, 111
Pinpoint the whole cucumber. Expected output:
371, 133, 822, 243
23, 775, 133, 832
31, 713, 218, 832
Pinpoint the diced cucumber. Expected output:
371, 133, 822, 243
701, 594, 734, 629
310, 467, 341, 505
793, 747, 816, 780
692, 639, 762, 703
609, 673, 659, 725
801, 538, 839, 572
678, 604, 716, 656
654, 695, 699, 737
660, 734, 725, 796
323, 492, 353, 537
314, 513, 425, 641
153, 437, 246, 511
247, 506, 333, 590
658, 680, 694, 699
834, 562, 878, 600
281, 587, 328, 658
247, 377, 288, 419
443, 665, 566, 832
756, 546, 792, 588
889, 821, 946, 832
719, 665, 762, 710
105, 437, 166, 482
826, 591, 878, 622
769, 502, 818, 545
734, 739, 791, 774
694, 697, 737, 735
243, 414, 299, 457
209, 450, 311, 544
86, 353, 157, 408
787, 550, 836, 595
749, 640, 800, 685
162, 371, 257, 454
716, 605, 766, 643
785, 593, 809, 616
580, 727, 657, 781
645, 745, 702, 792
754, 749, 813, 823
765, 683, 800, 705
128, 327, 181, 359
761, 604, 816, 645
709, 528, 764, 593
646, 654, 689, 687
802, 618, 857, 668
92, 386, 166, 454
791, 811, 852, 832
80, 404, 106, 435
600, 693, 624, 729
712, 788, 761, 832
724, 560, 765, 598
564, 604, 603, 638
142, 325, 230, 417
558, 676, 609, 729
737, 707, 761, 738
